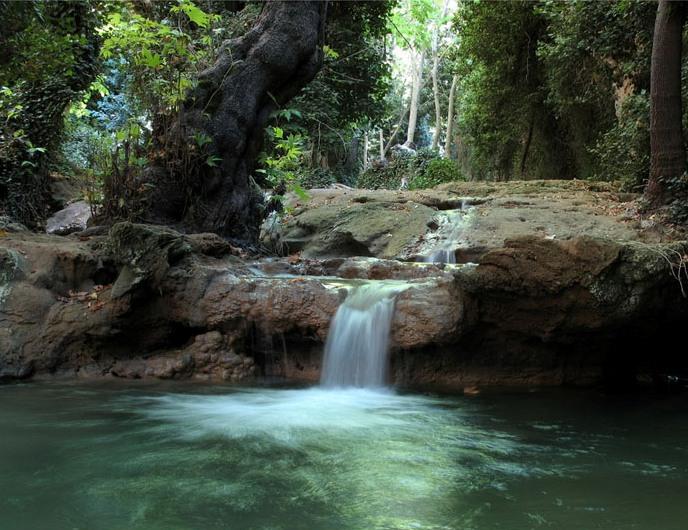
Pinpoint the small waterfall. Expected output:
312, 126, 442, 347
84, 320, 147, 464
321, 283, 405, 388
424, 248, 457, 265
422, 206, 469, 264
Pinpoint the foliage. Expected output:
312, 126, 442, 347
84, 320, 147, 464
99, 1, 221, 113
357, 148, 465, 190
451, 0, 657, 183
537, 0, 654, 180
589, 92, 650, 191
297, 168, 339, 190
91, 0, 225, 220
409, 157, 463, 189
284, 1, 394, 177
257, 127, 309, 203
0, 1, 100, 226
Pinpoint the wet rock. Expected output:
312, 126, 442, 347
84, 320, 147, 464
108, 222, 191, 298
46, 201, 92, 236
0, 216, 29, 233
281, 200, 435, 259
283, 180, 656, 262
109, 330, 255, 381
1, 211, 687, 389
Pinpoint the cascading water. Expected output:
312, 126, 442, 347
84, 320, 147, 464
320, 282, 406, 388
422, 204, 470, 264
424, 248, 457, 265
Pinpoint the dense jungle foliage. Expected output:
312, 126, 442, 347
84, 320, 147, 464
1, 0, 687, 231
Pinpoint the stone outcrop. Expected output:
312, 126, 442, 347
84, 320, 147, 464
46, 201, 92, 236
1, 217, 686, 389
276, 180, 683, 262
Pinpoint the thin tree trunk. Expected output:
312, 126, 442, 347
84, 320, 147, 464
431, 47, 441, 151
379, 129, 384, 160
344, 135, 359, 175
384, 104, 409, 156
444, 73, 458, 159
404, 51, 425, 147
363, 132, 369, 169
520, 112, 535, 177
646, 0, 686, 206
431, 0, 449, 151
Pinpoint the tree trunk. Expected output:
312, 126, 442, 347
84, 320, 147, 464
379, 129, 385, 160
404, 51, 424, 147
384, 103, 409, 157
444, 74, 458, 159
646, 0, 686, 206
520, 112, 535, 177
363, 132, 369, 169
141, 1, 327, 240
344, 135, 359, 175
431, 46, 441, 151
431, 0, 449, 152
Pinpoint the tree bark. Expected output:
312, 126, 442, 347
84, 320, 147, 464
379, 129, 385, 160
520, 112, 535, 177
646, 0, 686, 206
384, 103, 409, 157
141, 1, 327, 240
431, 0, 449, 152
363, 132, 369, 169
431, 45, 441, 151
404, 51, 424, 147
444, 74, 458, 158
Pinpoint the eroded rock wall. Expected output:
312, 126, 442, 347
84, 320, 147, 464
1, 222, 686, 388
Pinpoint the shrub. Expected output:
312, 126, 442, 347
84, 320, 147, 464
297, 167, 338, 189
409, 158, 464, 189
357, 149, 465, 190
588, 92, 650, 192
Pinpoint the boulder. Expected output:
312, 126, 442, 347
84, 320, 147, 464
46, 201, 92, 236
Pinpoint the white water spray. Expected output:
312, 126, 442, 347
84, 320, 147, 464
321, 282, 406, 388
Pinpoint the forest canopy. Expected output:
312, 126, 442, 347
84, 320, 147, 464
1, 0, 687, 236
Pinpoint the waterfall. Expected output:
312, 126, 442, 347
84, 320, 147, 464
422, 206, 469, 264
424, 248, 457, 265
321, 283, 405, 388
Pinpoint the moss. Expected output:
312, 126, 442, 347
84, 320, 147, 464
286, 200, 435, 259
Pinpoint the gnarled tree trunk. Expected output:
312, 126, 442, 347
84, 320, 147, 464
141, 1, 327, 240
646, 0, 686, 206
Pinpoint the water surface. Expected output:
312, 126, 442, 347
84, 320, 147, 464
1, 382, 687, 529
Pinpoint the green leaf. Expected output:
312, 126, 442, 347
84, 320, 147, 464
323, 45, 339, 59
141, 50, 162, 68
206, 155, 222, 167
292, 185, 310, 201
182, 2, 210, 28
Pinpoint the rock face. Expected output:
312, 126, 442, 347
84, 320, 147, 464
280, 197, 436, 258
1, 216, 687, 388
45, 201, 92, 236
277, 180, 682, 262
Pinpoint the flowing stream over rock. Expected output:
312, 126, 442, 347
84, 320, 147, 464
421, 206, 470, 264
321, 282, 408, 387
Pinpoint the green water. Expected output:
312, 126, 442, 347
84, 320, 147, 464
1, 382, 687, 530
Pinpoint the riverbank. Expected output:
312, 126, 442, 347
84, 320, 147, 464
1, 181, 687, 389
